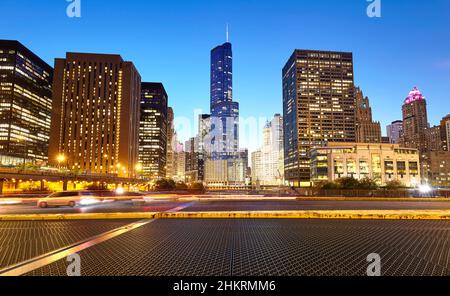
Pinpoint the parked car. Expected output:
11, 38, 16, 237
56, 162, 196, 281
37, 191, 101, 208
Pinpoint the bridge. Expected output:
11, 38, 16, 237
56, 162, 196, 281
0, 168, 146, 194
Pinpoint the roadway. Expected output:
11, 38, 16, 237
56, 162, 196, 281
0, 218, 448, 276
1, 197, 449, 276
1, 198, 450, 215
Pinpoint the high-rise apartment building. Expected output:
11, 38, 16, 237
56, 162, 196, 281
401, 87, 429, 153
48, 53, 141, 177
0, 40, 53, 166
282, 50, 356, 187
139, 82, 168, 178
355, 87, 381, 143
387, 120, 403, 144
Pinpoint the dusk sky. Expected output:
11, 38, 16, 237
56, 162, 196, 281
1, 0, 449, 151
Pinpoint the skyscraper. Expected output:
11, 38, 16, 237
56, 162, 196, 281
204, 34, 246, 187
48, 53, 141, 177
166, 107, 176, 179
401, 87, 429, 153
387, 120, 403, 144
0, 40, 53, 166
282, 50, 356, 187
139, 82, 168, 178
251, 114, 284, 185
209, 42, 239, 158
355, 87, 381, 143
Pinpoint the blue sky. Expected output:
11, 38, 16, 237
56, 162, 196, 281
1, 0, 449, 151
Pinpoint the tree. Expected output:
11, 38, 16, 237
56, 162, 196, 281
336, 177, 361, 189
314, 181, 339, 190
385, 180, 404, 190
358, 177, 379, 190
154, 179, 176, 190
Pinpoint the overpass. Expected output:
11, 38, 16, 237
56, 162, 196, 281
0, 168, 147, 194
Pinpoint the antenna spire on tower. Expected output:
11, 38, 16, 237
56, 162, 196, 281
226, 23, 229, 42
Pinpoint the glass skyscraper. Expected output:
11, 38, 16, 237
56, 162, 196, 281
0, 40, 53, 166
209, 42, 239, 159
139, 82, 168, 178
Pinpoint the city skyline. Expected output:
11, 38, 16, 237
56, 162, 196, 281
1, 1, 450, 281
1, 0, 449, 153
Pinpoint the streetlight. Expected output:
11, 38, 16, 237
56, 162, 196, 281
57, 154, 66, 169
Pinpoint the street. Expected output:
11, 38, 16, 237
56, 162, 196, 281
2, 198, 450, 214
0, 198, 449, 276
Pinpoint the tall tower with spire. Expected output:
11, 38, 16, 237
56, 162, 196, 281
209, 27, 239, 159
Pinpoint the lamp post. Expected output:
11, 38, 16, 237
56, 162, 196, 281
57, 154, 66, 170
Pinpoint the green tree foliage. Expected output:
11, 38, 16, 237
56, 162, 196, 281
315, 177, 380, 190
154, 179, 176, 190
385, 180, 404, 189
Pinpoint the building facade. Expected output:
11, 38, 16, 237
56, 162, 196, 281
386, 120, 403, 144
440, 115, 450, 151
401, 87, 429, 153
0, 40, 53, 166
310, 143, 420, 187
426, 125, 443, 152
251, 114, 284, 185
174, 141, 186, 182
209, 42, 239, 159
197, 114, 211, 181
282, 50, 356, 187
355, 87, 381, 143
205, 149, 248, 188
185, 136, 200, 182
48, 53, 141, 177
139, 82, 168, 179
422, 151, 450, 187
166, 107, 175, 179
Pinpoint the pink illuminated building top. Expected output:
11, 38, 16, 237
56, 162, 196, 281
404, 87, 425, 104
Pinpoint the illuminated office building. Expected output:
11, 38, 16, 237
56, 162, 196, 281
0, 40, 53, 166
139, 82, 168, 178
282, 50, 356, 187
48, 53, 141, 177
